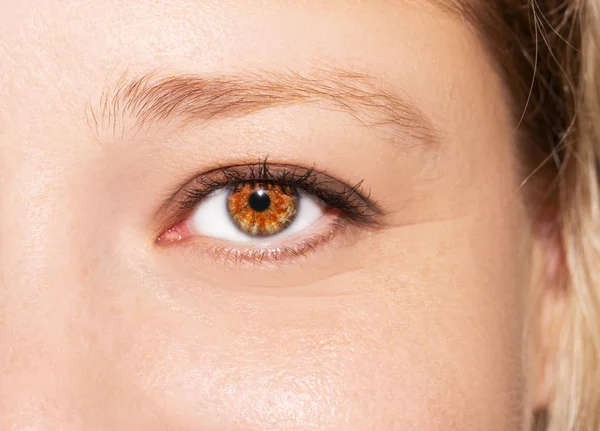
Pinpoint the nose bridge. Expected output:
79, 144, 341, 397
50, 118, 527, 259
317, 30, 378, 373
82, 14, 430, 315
0, 146, 90, 427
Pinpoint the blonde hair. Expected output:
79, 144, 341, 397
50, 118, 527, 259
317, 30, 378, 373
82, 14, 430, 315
554, 1, 600, 429
461, 1, 600, 429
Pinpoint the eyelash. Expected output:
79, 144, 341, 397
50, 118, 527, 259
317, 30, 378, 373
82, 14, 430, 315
178, 161, 381, 224
157, 160, 382, 264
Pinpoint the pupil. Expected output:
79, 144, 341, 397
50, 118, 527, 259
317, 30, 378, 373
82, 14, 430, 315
248, 189, 271, 212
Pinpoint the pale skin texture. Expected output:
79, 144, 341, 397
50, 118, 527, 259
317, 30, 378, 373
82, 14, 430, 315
0, 0, 560, 430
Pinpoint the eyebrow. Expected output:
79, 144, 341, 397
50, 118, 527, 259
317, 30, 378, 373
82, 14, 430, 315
90, 68, 439, 144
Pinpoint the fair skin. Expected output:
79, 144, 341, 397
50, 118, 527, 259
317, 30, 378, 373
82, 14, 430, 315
0, 0, 560, 429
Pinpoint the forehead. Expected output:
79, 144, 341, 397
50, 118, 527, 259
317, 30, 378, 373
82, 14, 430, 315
0, 0, 475, 70
0, 0, 486, 127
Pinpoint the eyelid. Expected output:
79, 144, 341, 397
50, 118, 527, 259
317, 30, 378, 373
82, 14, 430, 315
153, 161, 382, 241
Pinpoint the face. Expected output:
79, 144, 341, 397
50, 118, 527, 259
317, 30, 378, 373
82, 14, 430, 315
0, 1, 542, 429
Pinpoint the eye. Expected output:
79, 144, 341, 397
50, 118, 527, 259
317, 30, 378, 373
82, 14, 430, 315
156, 162, 382, 263
186, 183, 326, 243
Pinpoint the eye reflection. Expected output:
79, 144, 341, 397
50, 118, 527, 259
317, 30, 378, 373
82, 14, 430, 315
228, 184, 299, 236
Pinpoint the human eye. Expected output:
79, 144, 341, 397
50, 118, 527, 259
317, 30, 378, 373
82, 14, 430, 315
156, 161, 382, 264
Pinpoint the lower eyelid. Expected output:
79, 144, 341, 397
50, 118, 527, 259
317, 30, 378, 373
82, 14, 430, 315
192, 216, 350, 266
159, 205, 340, 249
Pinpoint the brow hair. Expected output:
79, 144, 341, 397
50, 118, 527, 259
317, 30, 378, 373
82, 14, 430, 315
89, 68, 438, 144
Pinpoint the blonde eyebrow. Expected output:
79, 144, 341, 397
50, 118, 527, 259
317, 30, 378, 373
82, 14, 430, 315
92, 68, 439, 143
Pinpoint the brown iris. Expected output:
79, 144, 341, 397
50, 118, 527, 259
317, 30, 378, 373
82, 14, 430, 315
227, 183, 299, 236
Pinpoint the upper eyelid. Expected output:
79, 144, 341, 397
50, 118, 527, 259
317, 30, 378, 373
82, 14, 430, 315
182, 163, 378, 209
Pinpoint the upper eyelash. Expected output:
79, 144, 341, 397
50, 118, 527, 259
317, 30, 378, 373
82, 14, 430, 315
177, 160, 382, 224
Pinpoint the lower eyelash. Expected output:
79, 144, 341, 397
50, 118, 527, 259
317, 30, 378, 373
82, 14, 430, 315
200, 218, 349, 267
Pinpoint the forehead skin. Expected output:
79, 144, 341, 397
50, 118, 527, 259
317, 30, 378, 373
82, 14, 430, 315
0, 1, 533, 430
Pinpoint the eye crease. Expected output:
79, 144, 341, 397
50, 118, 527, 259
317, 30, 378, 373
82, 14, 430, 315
156, 161, 382, 264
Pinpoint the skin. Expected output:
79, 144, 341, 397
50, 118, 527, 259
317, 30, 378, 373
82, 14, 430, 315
0, 0, 559, 429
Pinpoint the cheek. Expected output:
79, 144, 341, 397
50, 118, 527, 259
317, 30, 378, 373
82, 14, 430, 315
92, 233, 528, 431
